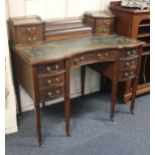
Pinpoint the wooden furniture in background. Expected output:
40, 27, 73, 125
109, 1, 150, 102
83, 10, 115, 35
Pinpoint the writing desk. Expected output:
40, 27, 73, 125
12, 34, 143, 146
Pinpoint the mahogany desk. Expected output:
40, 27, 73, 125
12, 34, 144, 146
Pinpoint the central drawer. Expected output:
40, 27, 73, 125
71, 50, 117, 67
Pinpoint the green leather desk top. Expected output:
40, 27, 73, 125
14, 34, 143, 65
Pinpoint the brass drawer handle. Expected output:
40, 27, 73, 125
27, 26, 36, 33
55, 77, 60, 82
48, 90, 60, 97
105, 52, 109, 57
132, 50, 136, 55
32, 37, 36, 41
124, 72, 129, 77
46, 66, 51, 71
48, 92, 53, 97
97, 53, 102, 58
27, 37, 37, 42
28, 37, 32, 42
126, 62, 130, 66
55, 64, 59, 70
56, 90, 60, 95
80, 56, 84, 61
127, 51, 131, 56
47, 77, 60, 85
47, 79, 52, 84
130, 71, 134, 76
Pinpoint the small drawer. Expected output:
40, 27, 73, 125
16, 24, 44, 36
120, 59, 137, 70
95, 27, 111, 35
16, 34, 43, 44
120, 48, 138, 60
71, 54, 91, 67
96, 19, 114, 26
39, 74, 65, 89
119, 69, 136, 81
38, 61, 65, 76
95, 50, 117, 61
39, 86, 64, 102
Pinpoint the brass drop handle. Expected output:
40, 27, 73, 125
81, 56, 84, 61
132, 50, 136, 55
124, 72, 129, 77
98, 53, 102, 58
130, 71, 134, 76
126, 62, 130, 66
56, 90, 60, 95
55, 64, 59, 70
28, 37, 32, 42
47, 79, 52, 84
48, 92, 53, 97
46, 66, 51, 71
32, 26, 36, 31
32, 37, 36, 41
55, 77, 60, 82
127, 51, 131, 56
105, 52, 109, 57
27, 26, 36, 33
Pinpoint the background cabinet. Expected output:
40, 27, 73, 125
109, 1, 150, 102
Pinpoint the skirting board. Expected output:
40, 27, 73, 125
5, 125, 18, 134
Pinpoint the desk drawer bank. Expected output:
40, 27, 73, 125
12, 34, 144, 145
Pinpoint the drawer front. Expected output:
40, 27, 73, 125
96, 18, 114, 26
39, 74, 65, 89
119, 69, 136, 81
16, 34, 43, 44
38, 61, 65, 76
95, 27, 112, 35
71, 50, 117, 67
39, 86, 64, 102
120, 59, 137, 70
120, 48, 138, 60
16, 24, 44, 36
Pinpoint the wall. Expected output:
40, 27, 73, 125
5, 0, 116, 134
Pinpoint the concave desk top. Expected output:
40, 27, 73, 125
14, 34, 144, 65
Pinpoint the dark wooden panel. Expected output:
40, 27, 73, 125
12, 51, 35, 100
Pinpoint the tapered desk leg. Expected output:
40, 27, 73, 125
14, 79, 22, 117
110, 81, 118, 122
130, 46, 142, 114
65, 59, 71, 136
81, 66, 86, 97
34, 103, 42, 146
130, 77, 138, 114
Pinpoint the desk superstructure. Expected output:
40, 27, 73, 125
8, 13, 144, 146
